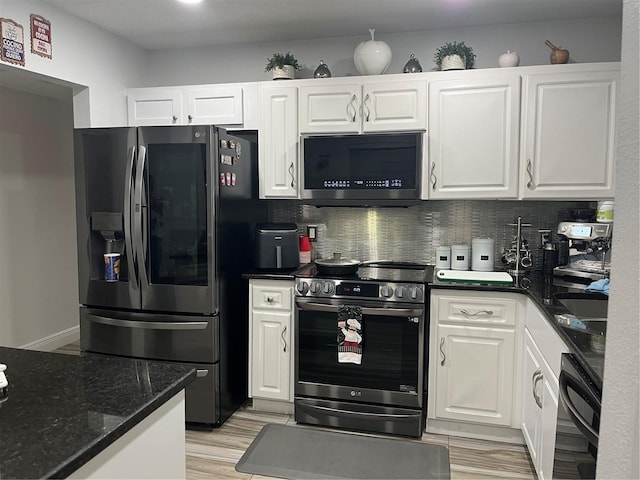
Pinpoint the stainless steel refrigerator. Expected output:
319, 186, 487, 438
74, 125, 264, 426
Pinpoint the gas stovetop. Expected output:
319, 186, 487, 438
294, 262, 432, 303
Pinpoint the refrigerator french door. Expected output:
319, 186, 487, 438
74, 125, 256, 426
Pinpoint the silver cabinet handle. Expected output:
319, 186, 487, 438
172, 115, 178, 123
288, 162, 295, 188
187, 114, 193, 122
526, 159, 536, 190
439, 337, 446, 366
363, 93, 371, 122
266, 296, 274, 304
347, 94, 358, 122
532, 369, 543, 409
430, 161, 437, 190
460, 309, 494, 317
281, 325, 288, 352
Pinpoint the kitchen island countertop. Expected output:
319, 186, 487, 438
0, 347, 195, 479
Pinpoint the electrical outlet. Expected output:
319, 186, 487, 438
307, 225, 318, 242
539, 230, 551, 246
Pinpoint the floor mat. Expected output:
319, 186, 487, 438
235, 423, 450, 479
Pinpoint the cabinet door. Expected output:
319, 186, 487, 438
362, 80, 427, 132
520, 68, 618, 199
428, 75, 520, 199
434, 324, 516, 426
299, 83, 361, 134
259, 85, 299, 198
522, 330, 544, 472
539, 372, 560, 480
127, 88, 182, 126
251, 310, 291, 401
185, 85, 243, 125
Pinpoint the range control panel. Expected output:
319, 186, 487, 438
295, 278, 424, 304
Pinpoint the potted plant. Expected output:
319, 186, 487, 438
434, 41, 476, 71
265, 52, 301, 80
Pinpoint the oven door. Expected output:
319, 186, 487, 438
295, 297, 424, 409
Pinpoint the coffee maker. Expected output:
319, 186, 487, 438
553, 221, 612, 288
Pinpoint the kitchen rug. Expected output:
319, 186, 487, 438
235, 423, 450, 479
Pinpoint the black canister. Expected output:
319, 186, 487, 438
542, 243, 559, 274
557, 238, 570, 266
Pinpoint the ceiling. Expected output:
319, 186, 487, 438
40, 0, 622, 51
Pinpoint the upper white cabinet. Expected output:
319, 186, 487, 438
298, 77, 427, 134
519, 64, 619, 199
427, 72, 521, 199
127, 83, 258, 129
258, 84, 299, 198
429, 290, 524, 428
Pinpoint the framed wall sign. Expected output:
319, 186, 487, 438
30, 14, 52, 59
1, 18, 25, 66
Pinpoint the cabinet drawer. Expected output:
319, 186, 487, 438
433, 290, 519, 326
251, 283, 292, 310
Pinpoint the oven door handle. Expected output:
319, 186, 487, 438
295, 301, 423, 317
559, 370, 600, 447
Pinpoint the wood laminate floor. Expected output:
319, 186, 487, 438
56, 342, 536, 479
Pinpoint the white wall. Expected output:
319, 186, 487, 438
0, 86, 78, 349
597, 1, 640, 478
0, 0, 148, 127
144, 17, 621, 86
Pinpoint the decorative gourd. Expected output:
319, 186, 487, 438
353, 29, 392, 75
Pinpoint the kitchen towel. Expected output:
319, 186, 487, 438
585, 278, 610, 295
337, 305, 363, 364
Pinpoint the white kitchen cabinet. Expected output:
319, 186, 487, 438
521, 299, 570, 480
427, 73, 520, 199
258, 84, 299, 198
249, 279, 294, 403
298, 78, 427, 134
127, 83, 258, 128
429, 290, 524, 428
519, 64, 619, 199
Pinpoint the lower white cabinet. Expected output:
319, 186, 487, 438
429, 290, 524, 428
521, 299, 569, 480
249, 279, 294, 402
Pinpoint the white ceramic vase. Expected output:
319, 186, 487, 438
441, 54, 465, 71
498, 50, 520, 67
272, 65, 295, 80
353, 29, 392, 75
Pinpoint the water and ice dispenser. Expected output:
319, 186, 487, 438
91, 212, 125, 281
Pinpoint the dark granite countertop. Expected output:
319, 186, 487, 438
242, 267, 300, 280
0, 347, 195, 479
428, 271, 606, 389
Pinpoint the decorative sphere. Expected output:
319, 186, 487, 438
354, 29, 392, 75
498, 50, 520, 68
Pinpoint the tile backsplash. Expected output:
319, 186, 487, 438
266, 200, 596, 271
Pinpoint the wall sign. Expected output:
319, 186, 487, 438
30, 14, 52, 59
0, 18, 25, 66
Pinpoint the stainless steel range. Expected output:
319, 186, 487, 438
293, 263, 431, 437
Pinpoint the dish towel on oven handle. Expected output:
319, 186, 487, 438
337, 305, 363, 364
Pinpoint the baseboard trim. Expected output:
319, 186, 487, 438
20, 326, 80, 352
426, 417, 525, 445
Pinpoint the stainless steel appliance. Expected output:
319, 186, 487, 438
552, 354, 601, 479
255, 223, 299, 269
553, 222, 612, 288
293, 263, 430, 437
74, 126, 264, 427
301, 133, 423, 204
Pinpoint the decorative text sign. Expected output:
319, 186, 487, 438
30, 14, 52, 59
1, 18, 25, 66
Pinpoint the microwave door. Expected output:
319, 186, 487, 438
74, 127, 141, 310
137, 126, 216, 314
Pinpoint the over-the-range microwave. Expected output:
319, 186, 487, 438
300, 132, 423, 205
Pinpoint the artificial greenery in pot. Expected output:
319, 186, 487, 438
434, 41, 476, 70
265, 52, 301, 79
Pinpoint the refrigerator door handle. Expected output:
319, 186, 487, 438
124, 145, 138, 288
134, 145, 148, 288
